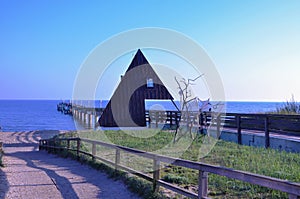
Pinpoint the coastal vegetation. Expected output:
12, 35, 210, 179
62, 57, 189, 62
275, 95, 300, 114
53, 130, 300, 198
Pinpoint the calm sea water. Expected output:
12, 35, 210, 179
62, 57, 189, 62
0, 100, 283, 132
0, 100, 82, 132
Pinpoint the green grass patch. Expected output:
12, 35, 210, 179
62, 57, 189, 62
274, 95, 300, 114
55, 130, 300, 198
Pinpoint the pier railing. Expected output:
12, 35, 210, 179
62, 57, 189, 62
39, 137, 300, 199
70, 104, 300, 139
147, 111, 300, 148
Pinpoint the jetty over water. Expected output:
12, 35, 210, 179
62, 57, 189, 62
67, 102, 300, 152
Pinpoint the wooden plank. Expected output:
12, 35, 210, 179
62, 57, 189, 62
198, 164, 300, 196
237, 115, 242, 144
270, 121, 300, 132
94, 155, 116, 166
157, 180, 198, 199
270, 129, 300, 136
117, 164, 153, 182
115, 149, 120, 170
92, 143, 96, 161
153, 157, 160, 192
81, 138, 157, 159
265, 117, 270, 148
198, 171, 208, 198
76, 139, 81, 160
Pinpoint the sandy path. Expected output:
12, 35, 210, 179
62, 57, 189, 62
0, 131, 140, 199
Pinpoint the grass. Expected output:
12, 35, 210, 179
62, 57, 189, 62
275, 95, 300, 114
54, 130, 300, 198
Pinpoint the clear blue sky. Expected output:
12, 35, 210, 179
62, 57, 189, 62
0, 0, 299, 101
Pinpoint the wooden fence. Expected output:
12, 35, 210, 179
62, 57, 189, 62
146, 111, 300, 148
39, 137, 300, 199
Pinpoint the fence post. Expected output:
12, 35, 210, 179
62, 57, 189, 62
92, 143, 96, 161
265, 116, 270, 148
198, 171, 208, 198
115, 148, 120, 171
237, 115, 242, 144
216, 114, 221, 138
38, 140, 41, 150
76, 138, 81, 160
67, 140, 70, 150
153, 157, 160, 193
155, 112, 159, 128
169, 111, 173, 127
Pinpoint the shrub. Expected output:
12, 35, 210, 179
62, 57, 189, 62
276, 95, 300, 114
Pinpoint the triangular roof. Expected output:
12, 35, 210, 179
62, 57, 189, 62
99, 49, 173, 127
126, 49, 149, 72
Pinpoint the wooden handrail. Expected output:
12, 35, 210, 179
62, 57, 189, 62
39, 137, 300, 198
147, 110, 300, 149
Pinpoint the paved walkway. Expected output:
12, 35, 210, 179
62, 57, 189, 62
0, 131, 140, 199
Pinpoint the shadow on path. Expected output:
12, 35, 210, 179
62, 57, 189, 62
0, 130, 138, 199
5, 150, 81, 199
0, 160, 8, 199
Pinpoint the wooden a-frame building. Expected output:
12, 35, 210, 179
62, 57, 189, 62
98, 49, 175, 127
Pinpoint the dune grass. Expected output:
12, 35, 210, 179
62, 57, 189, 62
275, 95, 300, 114
53, 130, 300, 198
58, 129, 300, 199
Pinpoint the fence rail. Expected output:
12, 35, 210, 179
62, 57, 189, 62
39, 137, 300, 199
146, 111, 300, 148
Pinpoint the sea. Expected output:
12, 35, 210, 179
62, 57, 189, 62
0, 100, 284, 132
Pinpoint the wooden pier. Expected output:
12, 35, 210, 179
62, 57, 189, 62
147, 110, 300, 152
57, 103, 300, 151
56, 102, 104, 128
71, 104, 104, 128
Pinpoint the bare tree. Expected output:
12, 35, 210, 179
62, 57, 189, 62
173, 75, 204, 142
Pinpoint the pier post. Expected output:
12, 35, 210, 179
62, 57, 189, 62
90, 113, 93, 125
95, 116, 100, 126
265, 116, 270, 148
237, 115, 242, 145
82, 112, 85, 122
85, 113, 88, 123
89, 114, 93, 126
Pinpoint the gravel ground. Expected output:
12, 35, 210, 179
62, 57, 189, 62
0, 131, 140, 199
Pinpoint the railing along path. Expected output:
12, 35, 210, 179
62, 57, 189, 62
39, 137, 300, 199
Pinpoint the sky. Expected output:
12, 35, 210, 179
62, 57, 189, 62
0, 0, 299, 102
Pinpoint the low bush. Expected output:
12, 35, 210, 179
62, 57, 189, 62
276, 95, 300, 114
